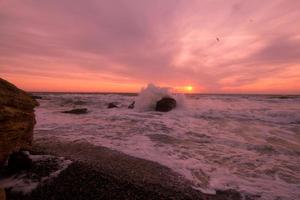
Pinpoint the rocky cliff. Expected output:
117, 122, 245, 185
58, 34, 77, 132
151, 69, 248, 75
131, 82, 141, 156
0, 78, 38, 166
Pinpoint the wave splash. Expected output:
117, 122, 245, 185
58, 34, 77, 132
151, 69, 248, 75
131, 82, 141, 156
135, 84, 186, 111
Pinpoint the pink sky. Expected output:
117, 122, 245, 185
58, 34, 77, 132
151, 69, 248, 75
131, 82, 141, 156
0, 0, 300, 93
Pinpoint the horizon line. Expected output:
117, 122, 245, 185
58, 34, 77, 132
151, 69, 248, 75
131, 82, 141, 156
28, 91, 300, 96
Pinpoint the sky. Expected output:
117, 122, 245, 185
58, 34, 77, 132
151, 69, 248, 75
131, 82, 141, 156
0, 0, 300, 94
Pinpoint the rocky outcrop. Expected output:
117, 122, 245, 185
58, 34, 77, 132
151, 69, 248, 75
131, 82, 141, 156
7, 151, 32, 172
0, 188, 5, 200
62, 108, 88, 114
0, 78, 38, 166
128, 101, 135, 109
108, 102, 118, 108
31, 95, 43, 99
155, 97, 176, 112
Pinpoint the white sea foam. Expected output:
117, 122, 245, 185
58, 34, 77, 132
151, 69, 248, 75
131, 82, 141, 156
33, 90, 300, 200
135, 84, 186, 111
0, 153, 72, 194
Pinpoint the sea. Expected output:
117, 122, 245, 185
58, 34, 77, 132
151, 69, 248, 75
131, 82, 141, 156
33, 86, 300, 200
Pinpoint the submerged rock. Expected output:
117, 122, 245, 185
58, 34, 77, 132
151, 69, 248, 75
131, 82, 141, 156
275, 95, 295, 99
128, 101, 135, 109
108, 103, 118, 109
31, 95, 43, 99
0, 78, 38, 166
7, 151, 32, 172
155, 97, 176, 112
62, 108, 88, 114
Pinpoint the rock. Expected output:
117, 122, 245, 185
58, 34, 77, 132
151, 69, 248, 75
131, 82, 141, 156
108, 103, 118, 109
0, 78, 38, 166
128, 101, 135, 109
155, 97, 176, 112
7, 151, 32, 172
62, 108, 88, 114
31, 95, 42, 99
0, 188, 5, 200
276, 95, 294, 99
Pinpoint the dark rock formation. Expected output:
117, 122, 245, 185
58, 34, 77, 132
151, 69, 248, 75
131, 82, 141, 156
128, 101, 135, 109
62, 108, 88, 114
31, 95, 43, 99
0, 78, 38, 166
7, 151, 32, 172
0, 188, 5, 200
108, 103, 118, 109
155, 97, 176, 112
11, 141, 248, 200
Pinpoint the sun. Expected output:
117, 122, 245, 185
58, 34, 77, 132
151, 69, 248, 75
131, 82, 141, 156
185, 85, 193, 92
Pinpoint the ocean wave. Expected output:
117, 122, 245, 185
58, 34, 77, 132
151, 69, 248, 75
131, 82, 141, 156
32, 91, 300, 200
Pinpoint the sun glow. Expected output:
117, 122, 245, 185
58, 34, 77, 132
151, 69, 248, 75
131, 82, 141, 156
185, 85, 193, 92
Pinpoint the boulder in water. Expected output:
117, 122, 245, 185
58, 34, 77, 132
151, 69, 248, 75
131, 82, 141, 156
128, 101, 135, 109
155, 97, 176, 112
31, 95, 42, 99
0, 78, 38, 166
108, 103, 118, 109
62, 108, 88, 114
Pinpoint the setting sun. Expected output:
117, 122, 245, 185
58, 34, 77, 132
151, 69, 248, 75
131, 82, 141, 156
185, 86, 193, 92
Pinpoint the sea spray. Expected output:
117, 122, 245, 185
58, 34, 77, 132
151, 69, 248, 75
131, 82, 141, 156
135, 84, 186, 111
33, 93, 300, 200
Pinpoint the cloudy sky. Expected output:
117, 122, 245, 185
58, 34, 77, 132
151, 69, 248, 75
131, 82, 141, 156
0, 0, 299, 93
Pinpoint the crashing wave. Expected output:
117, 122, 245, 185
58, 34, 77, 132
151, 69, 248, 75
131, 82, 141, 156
135, 84, 186, 111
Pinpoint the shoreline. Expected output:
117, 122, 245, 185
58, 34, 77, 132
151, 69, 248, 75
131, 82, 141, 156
5, 140, 251, 200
